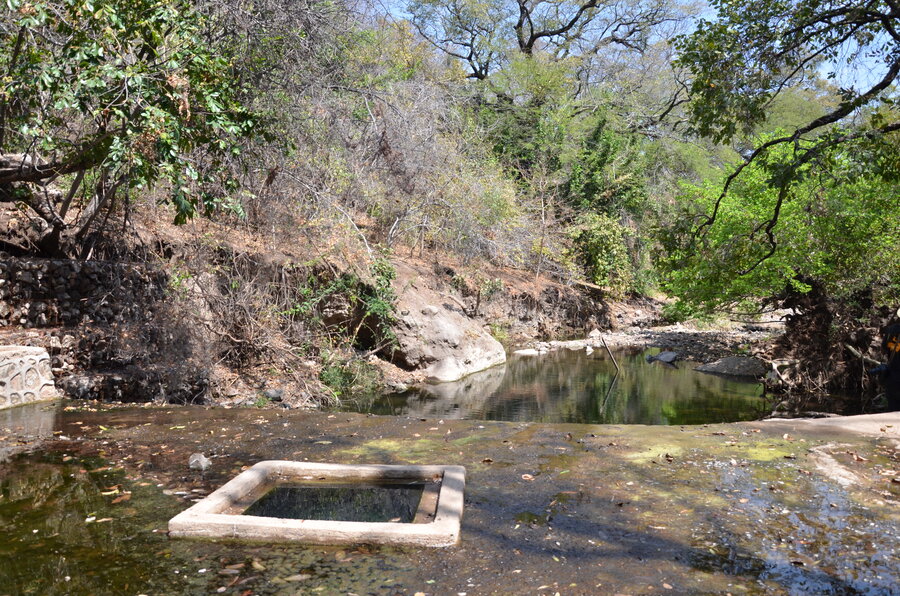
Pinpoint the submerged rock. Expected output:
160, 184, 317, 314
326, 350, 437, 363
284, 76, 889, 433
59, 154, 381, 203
646, 351, 678, 364
695, 356, 768, 379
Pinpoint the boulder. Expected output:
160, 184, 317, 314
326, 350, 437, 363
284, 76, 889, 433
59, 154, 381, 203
513, 348, 541, 357
386, 267, 506, 383
695, 356, 769, 379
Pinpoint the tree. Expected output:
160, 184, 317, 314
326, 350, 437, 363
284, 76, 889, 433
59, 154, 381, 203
0, 0, 255, 256
675, 0, 900, 255
408, 0, 682, 80
661, 136, 900, 315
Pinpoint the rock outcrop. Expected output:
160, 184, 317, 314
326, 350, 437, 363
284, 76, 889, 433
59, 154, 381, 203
386, 266, 506, 383
695, 356, 768, 379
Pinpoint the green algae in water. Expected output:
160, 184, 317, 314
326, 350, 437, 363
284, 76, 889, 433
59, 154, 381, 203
0, 453, 204, 595
243, 483, 425, 523
0, 452, 413, 595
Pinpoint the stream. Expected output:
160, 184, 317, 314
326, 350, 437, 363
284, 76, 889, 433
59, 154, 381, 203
350, 348, 768, 425
0, 401, 897, 595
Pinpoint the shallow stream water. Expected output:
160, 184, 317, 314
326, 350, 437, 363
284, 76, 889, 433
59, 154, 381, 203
349, 348, 768, 425
0, 395, 897, 594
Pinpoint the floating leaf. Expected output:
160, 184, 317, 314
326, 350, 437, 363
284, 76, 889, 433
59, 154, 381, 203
284, 574, 311, 581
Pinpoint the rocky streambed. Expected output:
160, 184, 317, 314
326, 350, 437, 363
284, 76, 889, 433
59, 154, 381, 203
1, 400, 898, 595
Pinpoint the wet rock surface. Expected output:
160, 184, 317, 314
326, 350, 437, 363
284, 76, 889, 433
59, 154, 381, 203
696, 356, 770, 379
1, 401, 898, 595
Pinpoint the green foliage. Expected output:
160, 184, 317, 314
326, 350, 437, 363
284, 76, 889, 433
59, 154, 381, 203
450, 274, 468, 293
283, 258, 398, 348
661, 138, 900, 313
1, 0, 256, 231
476, 54, 580, 172
166, 264, 193, 297
364, 257, 398, 343
488, 322, 509, 343
470, 58, 662, 288
341, 23, 430, 90
252, 394, 272, 408
674, 0, 899, 145
568, 212, 634, 295
480, 277, 504, 299
319, 352, 382, 399
564, 117, 647, 214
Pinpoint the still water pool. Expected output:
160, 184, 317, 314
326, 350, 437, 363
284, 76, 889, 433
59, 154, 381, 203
1, 403, 897, 595
348, 348, 768, 424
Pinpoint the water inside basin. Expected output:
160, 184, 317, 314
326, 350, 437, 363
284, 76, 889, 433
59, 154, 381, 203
242, 482, 426, 523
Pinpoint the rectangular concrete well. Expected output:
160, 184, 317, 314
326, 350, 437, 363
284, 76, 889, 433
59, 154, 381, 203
168, 461, 465, 547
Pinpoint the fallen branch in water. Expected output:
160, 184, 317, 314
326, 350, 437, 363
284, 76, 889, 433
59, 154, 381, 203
843, 343, 881, 367
599, 333, 620, 373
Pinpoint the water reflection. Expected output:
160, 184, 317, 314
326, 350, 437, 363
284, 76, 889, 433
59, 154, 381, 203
0, 402, 57, 462
356, 349, 768, 424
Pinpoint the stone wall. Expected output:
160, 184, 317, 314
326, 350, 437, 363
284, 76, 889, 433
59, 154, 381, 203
0, 346, 57, 409
0, 257, 166, 327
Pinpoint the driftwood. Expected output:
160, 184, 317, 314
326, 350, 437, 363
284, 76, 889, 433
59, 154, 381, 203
844, 343, 882, 367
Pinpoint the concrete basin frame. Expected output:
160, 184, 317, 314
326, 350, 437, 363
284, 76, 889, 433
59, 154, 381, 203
168, 461, 465, 547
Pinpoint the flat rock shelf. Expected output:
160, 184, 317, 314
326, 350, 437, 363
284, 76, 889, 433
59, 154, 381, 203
168, 461, 466, 547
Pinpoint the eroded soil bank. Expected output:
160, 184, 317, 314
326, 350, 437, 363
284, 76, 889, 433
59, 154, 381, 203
1, 401, 898, 595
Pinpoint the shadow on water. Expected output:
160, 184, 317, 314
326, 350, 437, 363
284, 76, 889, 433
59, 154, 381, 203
242, 483, 424, 522
350, 348, 769, 424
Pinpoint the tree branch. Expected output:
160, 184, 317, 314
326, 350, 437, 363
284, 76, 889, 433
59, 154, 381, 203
694, 57, 900, 239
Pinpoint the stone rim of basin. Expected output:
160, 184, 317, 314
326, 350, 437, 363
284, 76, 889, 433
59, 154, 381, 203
168, 461, 466, 548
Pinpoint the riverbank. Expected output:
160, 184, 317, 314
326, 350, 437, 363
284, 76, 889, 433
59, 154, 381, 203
1, 400, 898, 594
513, 324, 776, 363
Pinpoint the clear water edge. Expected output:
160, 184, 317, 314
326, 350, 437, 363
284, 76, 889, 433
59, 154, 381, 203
346, 348, 769, 425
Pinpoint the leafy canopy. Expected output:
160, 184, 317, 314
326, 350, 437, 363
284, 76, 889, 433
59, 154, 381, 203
661, 136, 900, 315
675, 0, 900, 145
0, 0, 256, 252
672, 0, 900, 283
